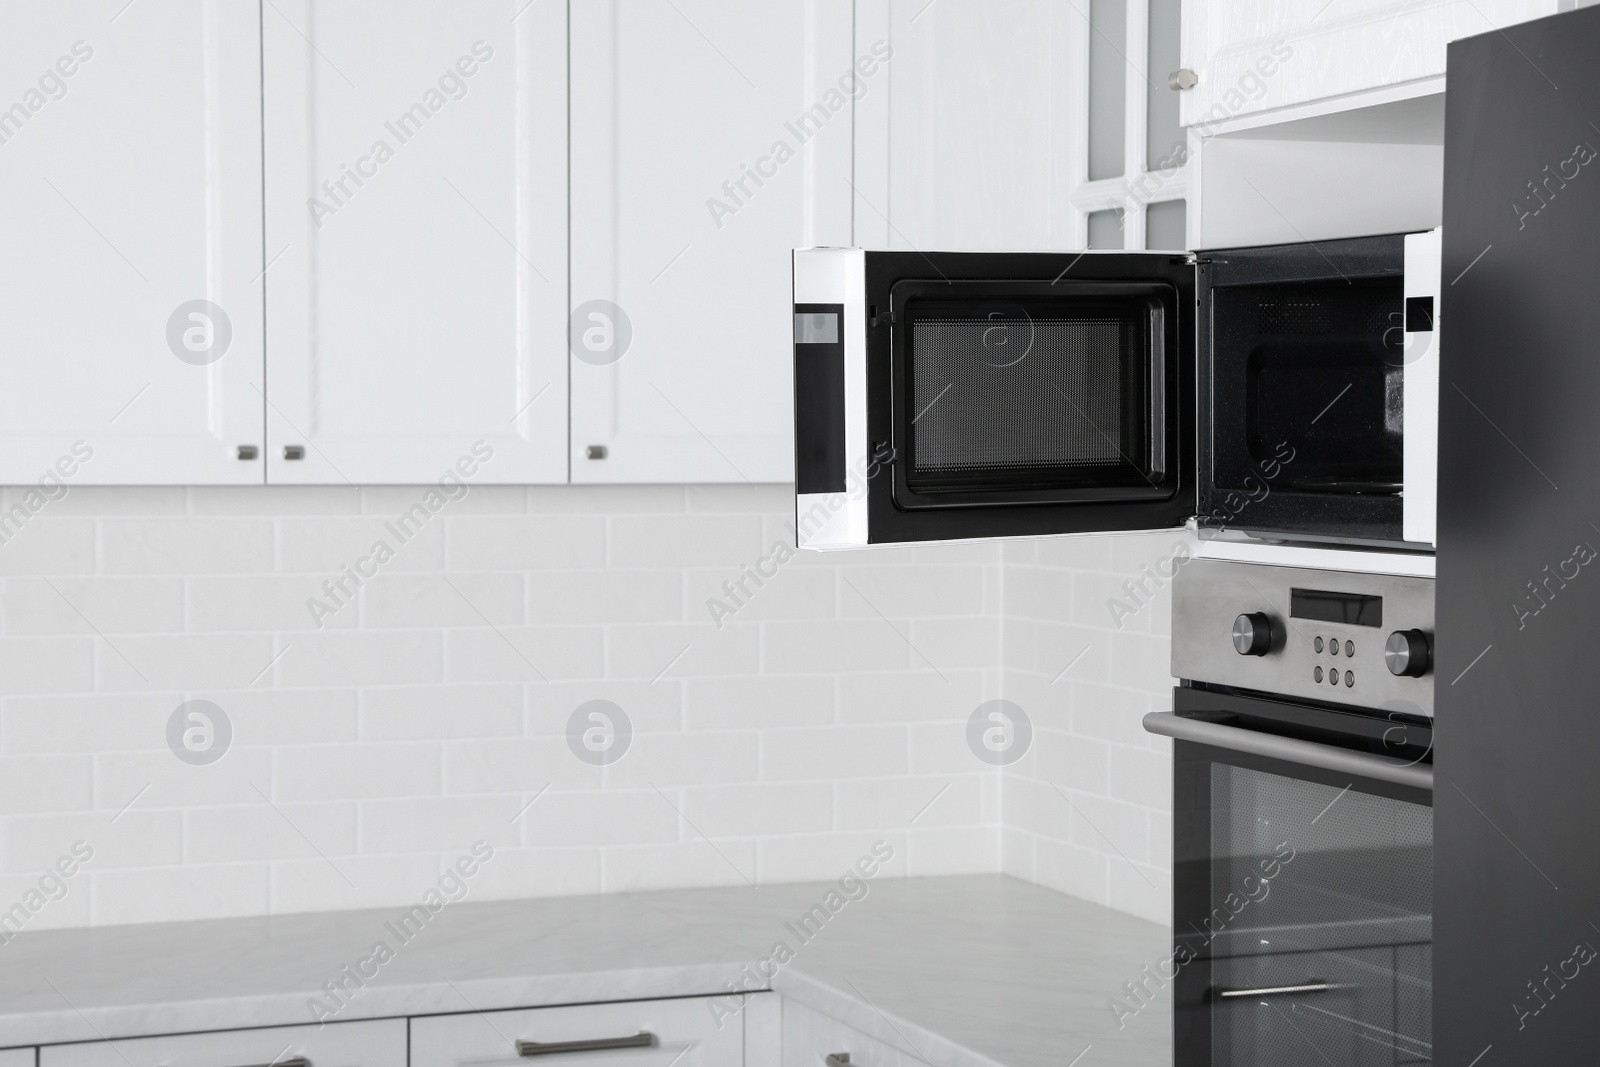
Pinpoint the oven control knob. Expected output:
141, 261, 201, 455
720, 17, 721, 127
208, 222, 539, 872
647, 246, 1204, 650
1232, 613, 1273, 656
1385, 630, 1432, 677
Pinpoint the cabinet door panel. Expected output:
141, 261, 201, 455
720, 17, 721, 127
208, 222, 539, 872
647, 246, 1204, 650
0, 1, 265, 484
1180, 0, 1559, 127
570, 0, 852, 483
409, 997, 744, 1067
852, 0, 1086, 253
40, 1019, 404, 1067
264, 0, 567, 484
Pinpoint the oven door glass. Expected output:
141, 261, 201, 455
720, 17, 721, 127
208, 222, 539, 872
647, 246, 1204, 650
1175, 741, 1433, 1066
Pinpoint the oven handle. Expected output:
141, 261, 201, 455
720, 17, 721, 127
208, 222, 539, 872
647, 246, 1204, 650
1142, 712, 1433, 792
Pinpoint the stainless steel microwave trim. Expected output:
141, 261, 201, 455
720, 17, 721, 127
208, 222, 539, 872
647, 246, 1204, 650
1172, 558, 1435, 716
1142, 711, 1433, 791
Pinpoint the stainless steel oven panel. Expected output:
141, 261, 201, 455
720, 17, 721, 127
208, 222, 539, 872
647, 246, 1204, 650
1172, 559, 1434, 716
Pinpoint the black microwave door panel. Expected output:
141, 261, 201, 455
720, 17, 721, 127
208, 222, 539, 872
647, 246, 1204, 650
861, 251, 1197, 543
1196, 235, 1409, 544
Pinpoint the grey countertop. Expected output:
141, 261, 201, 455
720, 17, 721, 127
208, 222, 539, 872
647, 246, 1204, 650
0, 874, 1171, 1067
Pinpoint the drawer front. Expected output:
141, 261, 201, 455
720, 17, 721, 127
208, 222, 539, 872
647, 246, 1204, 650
0, 1051, 33, 1067
410, 997, 744, 1067
781, 1000, 931, 1067
41, 1019, 403, 1067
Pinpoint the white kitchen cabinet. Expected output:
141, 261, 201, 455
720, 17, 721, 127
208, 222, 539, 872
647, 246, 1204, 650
263, 0, 568, 484
0, 1050, 31, 1067
569, 0, 853, 484
782, 998, 932, 1067
409, 996, 745, 1066
1180, 0, 1559, 129
852, 1, 1091, 252
40, 1018, 404, 1067
0, 1, 266, 485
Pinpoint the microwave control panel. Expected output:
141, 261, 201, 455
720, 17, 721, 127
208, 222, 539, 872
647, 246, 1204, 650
1172, 558, 1435, 717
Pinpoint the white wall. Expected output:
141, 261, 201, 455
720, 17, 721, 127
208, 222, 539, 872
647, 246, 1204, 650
0, 484, 1175, 931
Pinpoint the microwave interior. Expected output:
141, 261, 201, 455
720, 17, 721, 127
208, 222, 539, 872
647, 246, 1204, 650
1198, 235, 1408, 544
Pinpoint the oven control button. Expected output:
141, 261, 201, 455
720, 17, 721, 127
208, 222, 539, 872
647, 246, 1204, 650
1385, 630, 1432, 677
1232, 613, 1273, 656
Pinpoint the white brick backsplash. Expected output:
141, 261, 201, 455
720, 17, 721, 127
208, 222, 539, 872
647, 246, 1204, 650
681, 782, 833, 838
4, 810, 180, 872
444, 625, 604, 684
684, 675, 834, 730
519, 790, 679, 847
185, 802, 357, 863
761, 619, 912, 674
754, 830, 908, 884
905, 824, 1001, 876
609, 515, 764, 569
525, 570, 682, 624
601, 840, 759, 893
89, 863, 270, 925
0, 486, 1178, 929
358, 572, 524, 629
760, 725, 910, 782
0, 520, 95, 575
100, 519, 274, 575
358, 684, 523, 740
275, 743, 441, 802
3, 577, 184, 635
0, 755, 92, 813
446, 517, 606, 570
0, 636, 94, 695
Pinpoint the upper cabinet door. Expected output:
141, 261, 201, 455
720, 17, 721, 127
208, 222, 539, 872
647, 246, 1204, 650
852, 1, 1089, 252
264, 0, 567, 484
570, 0, 853, 484
0, 1, 266, 485
1179, 0, 1560, 127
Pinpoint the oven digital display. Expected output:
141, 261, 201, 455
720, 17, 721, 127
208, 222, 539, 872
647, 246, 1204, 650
1290, 587, 1383, 627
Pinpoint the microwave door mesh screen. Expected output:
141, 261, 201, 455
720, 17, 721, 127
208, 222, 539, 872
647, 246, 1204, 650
909, 317, 1130, 474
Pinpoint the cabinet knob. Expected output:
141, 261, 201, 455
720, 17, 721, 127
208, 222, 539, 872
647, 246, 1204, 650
1168, 68, 1198, 90
236, 445, 259, 461
283, 445, 306, 461
586, 445, 608, 460
824, 1056, 852, 1067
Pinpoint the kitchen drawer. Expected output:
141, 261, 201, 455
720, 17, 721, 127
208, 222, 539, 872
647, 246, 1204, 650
40, 1019, 403, 1067
782, 1000, 931, 1067
0, 1051, 33, 1067
410, 996, 745, 1066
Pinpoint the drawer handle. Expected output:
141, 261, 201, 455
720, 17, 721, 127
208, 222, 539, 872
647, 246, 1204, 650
226, 1058, 309, 1067
516, 1032, 656, 1057
825, 1055, 852, 1066
1214, 981, 1337, 999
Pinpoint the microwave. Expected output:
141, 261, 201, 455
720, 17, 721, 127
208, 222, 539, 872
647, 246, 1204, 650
791, 232, 1440, 551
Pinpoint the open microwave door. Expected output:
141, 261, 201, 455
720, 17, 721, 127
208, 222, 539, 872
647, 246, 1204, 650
794, 249, 1196, 549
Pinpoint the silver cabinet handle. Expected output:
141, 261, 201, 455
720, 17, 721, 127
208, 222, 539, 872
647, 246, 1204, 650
225, 1058, 308, 1067
1168, 68, 1198, 90
1214, 981, 1336, 999
516, 1032, 656, 1057
1142, 712, 1433, 792
825, 1056, 852, 1067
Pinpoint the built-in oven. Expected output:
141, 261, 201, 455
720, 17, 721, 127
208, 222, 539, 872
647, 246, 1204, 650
1147, 558, 1435, 1066
791, 232, 1441, 552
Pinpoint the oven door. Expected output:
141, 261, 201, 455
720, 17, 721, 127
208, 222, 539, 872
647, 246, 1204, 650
793, 249, 1196, 548
1148, 690, 1434, 1067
